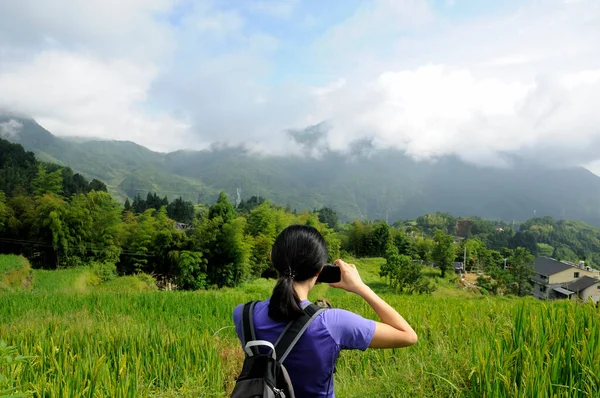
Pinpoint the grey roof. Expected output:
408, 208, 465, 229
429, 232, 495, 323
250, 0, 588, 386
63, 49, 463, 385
563, 276, 600, 292
553, 287, 574, 296
534, 257, 573, 276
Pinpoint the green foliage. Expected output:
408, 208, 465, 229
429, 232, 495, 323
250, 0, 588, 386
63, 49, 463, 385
507, 247, 535, 296
345, 220, 392, 258
413, 236, 434, 264
172, 251, 207, 290
236, 196, 265, 213
0, 138, 38, 197
0, 191, 8, 232
317, 206, 339, 230
380, 246, 436, 294
90, 261, 117, 283
0, 340, 34, 397
518, 217, 600, 268
537, 242, 554, 257
88, 179, 107, 192
416, 212, 456, 235
461, 238, 488, 272
32, 165, 63, 196
166, 197, 195, 224
208, 192, 236, 223
432, 230, 455, 277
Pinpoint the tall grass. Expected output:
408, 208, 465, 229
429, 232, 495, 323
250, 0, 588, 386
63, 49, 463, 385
1, 257, 598, 397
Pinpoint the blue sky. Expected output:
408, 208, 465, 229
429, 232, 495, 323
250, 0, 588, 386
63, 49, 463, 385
1, 0, 600, 172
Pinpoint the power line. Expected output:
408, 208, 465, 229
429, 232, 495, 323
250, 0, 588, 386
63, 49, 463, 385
0, 237, 157, 256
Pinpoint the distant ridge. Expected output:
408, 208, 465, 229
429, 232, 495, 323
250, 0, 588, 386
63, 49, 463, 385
3, 115, 600, 225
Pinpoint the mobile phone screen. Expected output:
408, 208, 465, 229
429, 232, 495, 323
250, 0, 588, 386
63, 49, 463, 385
316, 264, 341, 283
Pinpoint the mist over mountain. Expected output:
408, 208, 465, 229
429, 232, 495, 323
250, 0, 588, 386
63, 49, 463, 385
3, 115, 600, 226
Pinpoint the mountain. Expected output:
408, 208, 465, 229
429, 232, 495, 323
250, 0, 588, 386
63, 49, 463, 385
2, 115, 600, 225
0, 116, 214, 203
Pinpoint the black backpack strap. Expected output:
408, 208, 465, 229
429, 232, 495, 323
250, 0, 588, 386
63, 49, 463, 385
274, 303, 325, 363
241, 301, 259, 356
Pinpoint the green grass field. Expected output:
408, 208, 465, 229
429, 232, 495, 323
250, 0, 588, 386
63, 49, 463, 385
1, 256, 599, 397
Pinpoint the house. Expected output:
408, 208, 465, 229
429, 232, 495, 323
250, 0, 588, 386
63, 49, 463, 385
562, 276, 600, 304
174, 222, 191, 231
531, 257, 600, 300
453, 262, 464, 275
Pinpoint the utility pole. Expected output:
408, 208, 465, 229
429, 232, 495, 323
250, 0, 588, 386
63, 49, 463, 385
463, 245, 467, 274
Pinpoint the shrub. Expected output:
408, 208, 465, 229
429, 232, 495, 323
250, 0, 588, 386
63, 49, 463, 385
90, 261, 117, 283
135, 273, 158, 291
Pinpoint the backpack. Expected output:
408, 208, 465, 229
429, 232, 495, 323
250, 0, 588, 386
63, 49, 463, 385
231, 301, 325, 398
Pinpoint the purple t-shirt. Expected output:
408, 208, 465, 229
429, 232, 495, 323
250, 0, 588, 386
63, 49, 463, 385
233, 299, 376, 397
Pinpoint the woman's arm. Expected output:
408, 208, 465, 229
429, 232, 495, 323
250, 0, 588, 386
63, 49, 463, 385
330, 259, 418, 348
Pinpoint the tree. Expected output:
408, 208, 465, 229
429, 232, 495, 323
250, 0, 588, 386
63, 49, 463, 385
0, 139, 38, 196
237, 196, 265, 213
89, 179, 107, 192
167, 197, 195, 224
368, 221, 391, 257
510, 231, 538, 256
347, 221, 366, 257
432, 230, 455, 277
71, 191, 123, 262
0, 191, 8, 232
462, 238, 488, 272
124, 198, 131, 212
414, 236, 434, 264
174, 251, 207, 290
32, 165, 63, 196
417, 212, 456, 235
393, 230, 416, 258
122, 208, 157, 273
28, 193, 71, 263
381, 245, 435, 294
208, 192, 236, 223
317, 207, 338, 230
61, 168, 90, 197
247, 202, 278, 277
508, 247, 535, 296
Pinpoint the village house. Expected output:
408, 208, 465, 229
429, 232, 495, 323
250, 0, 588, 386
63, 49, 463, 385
531, 257, 600, 304
562, 276, 600, 304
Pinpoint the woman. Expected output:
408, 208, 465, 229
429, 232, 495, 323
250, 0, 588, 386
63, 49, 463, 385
233, 225, 417, 397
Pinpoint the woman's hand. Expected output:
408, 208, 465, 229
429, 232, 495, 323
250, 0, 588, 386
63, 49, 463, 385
330, 259, 368, 295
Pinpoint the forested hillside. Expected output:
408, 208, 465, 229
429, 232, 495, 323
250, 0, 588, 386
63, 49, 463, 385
1, 136, 599, 296
4, 116, 600, 225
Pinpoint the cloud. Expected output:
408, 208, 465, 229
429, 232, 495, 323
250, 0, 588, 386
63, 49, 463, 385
0, 119, 23, 139
0, 0, 173, 61
0, 50, 189, 151
0, 0, 600, 172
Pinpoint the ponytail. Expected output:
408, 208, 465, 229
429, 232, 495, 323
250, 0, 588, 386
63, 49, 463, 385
269, 276, 304, 321
268, 225, 329, 321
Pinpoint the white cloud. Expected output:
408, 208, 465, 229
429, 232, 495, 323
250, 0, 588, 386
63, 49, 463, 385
0, 51, 189, 151
0, 119, 23, 139
308, 65, 600, 167
0, 0, 174, 60
0, 0, 600, 172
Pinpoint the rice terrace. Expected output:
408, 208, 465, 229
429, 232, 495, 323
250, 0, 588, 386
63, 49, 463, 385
1, 254, 598, 397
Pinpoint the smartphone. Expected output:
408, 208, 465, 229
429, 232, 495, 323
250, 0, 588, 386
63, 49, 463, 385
316, 264, 341, 284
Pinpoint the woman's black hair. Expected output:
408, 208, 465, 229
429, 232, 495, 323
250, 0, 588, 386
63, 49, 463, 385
268, 224, 328, 321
